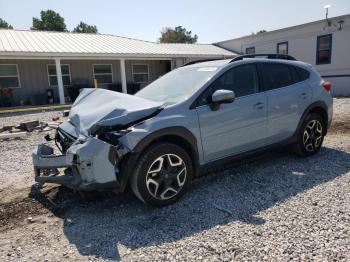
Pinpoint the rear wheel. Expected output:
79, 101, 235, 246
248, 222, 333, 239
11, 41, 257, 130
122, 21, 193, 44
130, 143, 193, 206
294, 113, 325, 157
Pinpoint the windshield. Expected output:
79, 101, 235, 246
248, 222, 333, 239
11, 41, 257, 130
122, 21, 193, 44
135, 66, 218, 104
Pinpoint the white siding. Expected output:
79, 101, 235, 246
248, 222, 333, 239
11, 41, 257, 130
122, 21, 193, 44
216, 15, 350, 96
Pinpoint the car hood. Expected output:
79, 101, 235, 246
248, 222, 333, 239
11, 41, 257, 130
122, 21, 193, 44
61, 88, 163, 137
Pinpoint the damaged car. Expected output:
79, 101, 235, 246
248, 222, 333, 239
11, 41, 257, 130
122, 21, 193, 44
33, 54, 333, 206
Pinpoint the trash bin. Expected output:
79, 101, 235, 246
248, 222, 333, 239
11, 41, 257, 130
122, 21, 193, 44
0, 88, 13, 107
47, 89, 54, 104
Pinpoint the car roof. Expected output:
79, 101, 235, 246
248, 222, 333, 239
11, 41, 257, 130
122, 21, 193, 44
185, 59, 231, 68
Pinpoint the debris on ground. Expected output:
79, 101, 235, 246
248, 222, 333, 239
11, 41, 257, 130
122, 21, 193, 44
0, 112, 64, 141
2, 125, 14, 132
9, 128, 22, 133
63, 110, 70, 117
42, 126, 52, 132
47, 122, 60, 129
19, 120, 39, 132
0, 131, 27, 140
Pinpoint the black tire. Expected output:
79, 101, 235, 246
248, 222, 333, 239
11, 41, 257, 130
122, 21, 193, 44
294, 113, 326, 157
130, 142, 193, 206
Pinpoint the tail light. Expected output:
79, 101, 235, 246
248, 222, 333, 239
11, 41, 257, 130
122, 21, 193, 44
322, 81, 332, 92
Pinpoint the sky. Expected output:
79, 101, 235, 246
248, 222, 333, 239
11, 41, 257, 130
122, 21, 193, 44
0, 0, 350, 43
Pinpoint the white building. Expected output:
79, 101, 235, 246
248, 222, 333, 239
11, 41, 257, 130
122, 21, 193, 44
216, 14, 350, 96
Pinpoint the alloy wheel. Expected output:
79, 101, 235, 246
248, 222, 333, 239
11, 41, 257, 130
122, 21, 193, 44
302, 119, 323, 152
145, 154, 187, 200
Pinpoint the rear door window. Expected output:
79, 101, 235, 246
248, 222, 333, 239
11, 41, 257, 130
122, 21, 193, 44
259, 63, 294, 91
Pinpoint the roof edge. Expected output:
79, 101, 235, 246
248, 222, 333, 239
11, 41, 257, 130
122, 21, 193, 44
215, 13, 350, 44
0, 51, 235, 59
0, 28, 157, 44
0, 28, 234, 47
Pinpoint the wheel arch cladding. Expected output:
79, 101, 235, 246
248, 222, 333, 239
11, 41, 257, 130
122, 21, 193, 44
299, 101, 329, 135
132, 127, 200, 177
308, 107, 328, 127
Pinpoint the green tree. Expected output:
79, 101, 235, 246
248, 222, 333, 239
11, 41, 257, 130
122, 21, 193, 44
73, 21, 98, 33
251, 30, 267, 35
32, 10, 67, 32
159, 26, 198, 44
0, 18, 13, 29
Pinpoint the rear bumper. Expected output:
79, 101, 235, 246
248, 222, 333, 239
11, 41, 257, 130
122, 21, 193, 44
32, 137, 127, 191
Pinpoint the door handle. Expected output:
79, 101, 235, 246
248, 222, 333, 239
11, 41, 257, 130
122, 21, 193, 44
253, 102, 264, 109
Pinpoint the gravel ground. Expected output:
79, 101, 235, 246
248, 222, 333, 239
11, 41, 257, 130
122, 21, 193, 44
0, 110, 62, 201
0, 98, 349, 261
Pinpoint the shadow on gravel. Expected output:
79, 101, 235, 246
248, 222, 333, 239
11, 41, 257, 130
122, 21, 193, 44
29, 147, 350, 260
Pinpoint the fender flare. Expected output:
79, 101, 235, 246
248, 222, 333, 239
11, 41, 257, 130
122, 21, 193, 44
292, 101, 329, 141
133, 126, 198, 154
118, 126, 200, 191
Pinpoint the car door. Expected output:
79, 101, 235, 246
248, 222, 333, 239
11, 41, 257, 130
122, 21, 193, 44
258, 62, 312, 144
195, 64, 268, 162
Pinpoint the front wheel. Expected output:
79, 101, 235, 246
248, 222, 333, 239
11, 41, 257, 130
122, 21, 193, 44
130, 143, 193, 206
294, 113, 325, 157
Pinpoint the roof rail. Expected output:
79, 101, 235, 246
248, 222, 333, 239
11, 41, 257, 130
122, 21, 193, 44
182, 58, 223, 67
230, 54, 297, 63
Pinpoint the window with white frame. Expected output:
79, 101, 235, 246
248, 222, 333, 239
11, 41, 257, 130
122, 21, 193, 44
0, 64, 20, 88
93, 64, 113, 84
132, 64, 149, 83
47, 64, 71, 86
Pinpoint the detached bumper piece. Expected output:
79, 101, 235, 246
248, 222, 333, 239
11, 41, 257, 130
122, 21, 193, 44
32, 144, 81, 188
32, 137, 126, 190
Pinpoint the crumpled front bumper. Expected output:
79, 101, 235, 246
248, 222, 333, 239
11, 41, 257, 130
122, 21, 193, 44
32, 144, 81, 188
32, 137, 127, 190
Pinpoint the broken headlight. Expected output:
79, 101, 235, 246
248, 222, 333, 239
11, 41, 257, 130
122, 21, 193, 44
100, 130, 131, 146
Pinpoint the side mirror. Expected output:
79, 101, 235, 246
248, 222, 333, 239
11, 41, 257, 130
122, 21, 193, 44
210, 89, 235, 110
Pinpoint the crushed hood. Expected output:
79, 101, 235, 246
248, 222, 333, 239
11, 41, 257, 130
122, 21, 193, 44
63, 88, 163, 136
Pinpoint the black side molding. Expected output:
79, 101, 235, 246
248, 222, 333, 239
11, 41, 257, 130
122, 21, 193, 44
133, 126, 198, 154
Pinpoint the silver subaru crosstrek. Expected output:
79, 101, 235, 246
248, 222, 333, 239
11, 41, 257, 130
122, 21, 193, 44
33, 54, 333, 206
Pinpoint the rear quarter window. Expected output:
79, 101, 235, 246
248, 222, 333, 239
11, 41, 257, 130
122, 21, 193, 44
295, 66, 310, 81
259, 63, 294, 91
